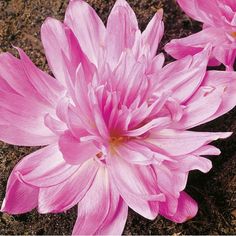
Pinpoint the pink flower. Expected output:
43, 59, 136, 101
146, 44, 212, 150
165, 0, 236, 70
1, 0, 236, 235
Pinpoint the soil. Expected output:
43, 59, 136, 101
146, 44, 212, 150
0, 0, 235, 235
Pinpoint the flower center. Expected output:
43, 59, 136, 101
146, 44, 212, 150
110, 136, 125, 146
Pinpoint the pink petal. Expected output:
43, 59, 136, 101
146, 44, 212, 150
64, 0, 106, 66
41, 18, 94, 88
0, 90, 57, 146
59, 130, 100, 165
108, 154, 164, 220
0, 124, 57, 146
177, 89, 222, 129
147, 53, 165, 75
15, 144, 79, 187
168, 154, 213, 173
106, 0, 139, 68
0, 50, 63, 146
115, 141, 155, 165
165, 27, 227, 61
38, 159, 99, 213
16, 47, 65, 106
157, 47, 210, 103
158, 193, 179, 217
160, 191, 198, 223
177, 0, 220, 25
153, 165, 188, 198
1, 171, 39, 214
97, 197, 128, 235
205, 71, 236, 114
142, 9, 164, 58
185, 70, 236, 125
146, 129, 231, 156
0, 50, 64, 104
213, 45, 236, 70
193, 145, 221, 156
72, 166, 128, 235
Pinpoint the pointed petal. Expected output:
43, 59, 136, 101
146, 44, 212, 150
16, 47, 65, 106
64, 0, 106, 66
165, 27, 228, 62
106, 0, 139, 67
1, 171, 38, 214
178, 70, 236, 129
15, 144, 79, 187
0, 50, 63, 146
147, 129, 231, 156
41, 18, 94, 88
157, 47, 210, 103
142, 9, 164, 58
180, 92, 222, 128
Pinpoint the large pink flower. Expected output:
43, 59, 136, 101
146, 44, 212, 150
1, 0, 236, 235
165, 0, 236, 70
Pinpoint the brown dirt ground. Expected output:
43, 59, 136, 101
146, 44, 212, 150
0, 0, 235, 235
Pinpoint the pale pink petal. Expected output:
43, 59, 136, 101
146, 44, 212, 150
15, 144, 79, 187
176, 0, 220, 25
125, 117, 171, 137
176, 88, 222, 129
41, 18, 94, 88
64, 0, 106, 66
168, 155, 213, 173
106, 0, 139, 68
156, 47, 210, 103
59, 130, 100, 165
165, 27, 227, 62
193, 145, 221, 156
108, 154, 164, 220
115, 141, 155, 165
213, 45, 236, 70
0, 50, 63, 146
0, 90, 56, 146
72, 166, 128, 235
0, 51, 64, 104
0, 124, 57, 146
178, 70, 236, 128
1, 171, 38, 214
204, 71, 236, 116
153, 165, 188, 199
16, 47, 65, 106
160, 191, 198, 223
95, 184, 128, 235
147, 53, 165, 75
142, 9, 164, 58
146, 129, 231, 156
38, 159, 99, 213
